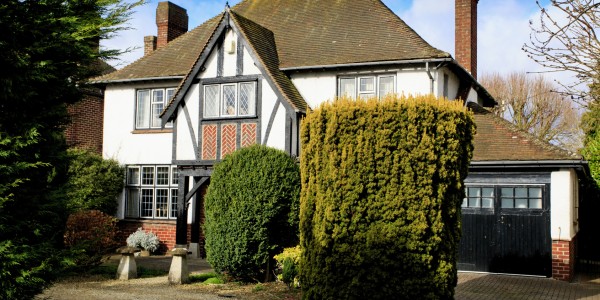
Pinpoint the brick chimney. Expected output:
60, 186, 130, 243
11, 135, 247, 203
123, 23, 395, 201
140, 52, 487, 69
156, 1, 188, 49
455, 0, 478, 79
144, 36, 157, 56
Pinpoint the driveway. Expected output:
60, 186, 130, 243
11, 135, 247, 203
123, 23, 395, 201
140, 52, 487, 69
38, 256, 600, 299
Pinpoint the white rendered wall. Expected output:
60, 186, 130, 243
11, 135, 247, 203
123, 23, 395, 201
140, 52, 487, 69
222, 30, 237, 77
435, 67, 460, 100
550, 169, 579, 241
103, 84, 173, 164
243, 47, 260, 75
261, 80, 286, 149
200, 46, 218, 79
175, 84, 200, 161
290, 71, 337, 109
291, 66, 454, 110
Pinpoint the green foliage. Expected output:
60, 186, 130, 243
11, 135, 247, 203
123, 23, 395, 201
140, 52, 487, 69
582, 101, 600, 187
205, 145, 301, 282
126, 228, 160, 252
64, 210, 120, 268
0, 0, 142, 297
190, 272, 221, 283
274, 246, 301, 287
299, 95, 475, 300
64, 149, 124, 215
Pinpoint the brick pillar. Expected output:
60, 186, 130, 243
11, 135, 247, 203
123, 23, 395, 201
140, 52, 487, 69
455, 0, 478, 79
144, 36, 157, 56
156, 1, 188, 49
552, 238, 576, 281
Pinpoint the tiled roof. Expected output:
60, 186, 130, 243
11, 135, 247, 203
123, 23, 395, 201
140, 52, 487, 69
471, 107, 579, 162
93, 0, 449, 82
93, 15, 222, 82
231, 11, 307, 112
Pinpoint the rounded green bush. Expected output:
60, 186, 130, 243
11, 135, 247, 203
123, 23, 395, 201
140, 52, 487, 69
299, 95, 475, 299
204, 145, 300, 282
64, 149, 124, 215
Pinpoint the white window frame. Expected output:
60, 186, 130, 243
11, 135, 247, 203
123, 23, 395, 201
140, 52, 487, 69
338, 74, 396, 99
135, 87, 176, 129
203, 81, 257, 118
125, 165, 179, 219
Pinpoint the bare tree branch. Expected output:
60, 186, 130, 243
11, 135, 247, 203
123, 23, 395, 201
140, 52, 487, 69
523, 0, 600, 105
480, 72, 584, 152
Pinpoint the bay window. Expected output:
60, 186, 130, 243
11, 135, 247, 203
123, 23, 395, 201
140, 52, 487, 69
125, 165, 179, 219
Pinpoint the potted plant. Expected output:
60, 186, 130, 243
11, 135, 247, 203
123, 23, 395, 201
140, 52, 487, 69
126, 228, 160, 256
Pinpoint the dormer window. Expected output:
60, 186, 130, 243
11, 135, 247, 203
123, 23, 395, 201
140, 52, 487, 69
203, 81, 256, 118
136, 88, 175, 129
338, 74, 395, 99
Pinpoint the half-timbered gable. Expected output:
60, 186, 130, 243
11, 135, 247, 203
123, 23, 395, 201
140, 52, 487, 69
161, 10, 306, 168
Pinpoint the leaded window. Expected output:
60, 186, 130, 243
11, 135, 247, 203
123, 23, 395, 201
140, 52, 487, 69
125, 165, 179, 219
203, 81, 256, 118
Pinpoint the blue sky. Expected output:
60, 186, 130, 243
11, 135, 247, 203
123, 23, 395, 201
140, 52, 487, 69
102, 0, 565, 83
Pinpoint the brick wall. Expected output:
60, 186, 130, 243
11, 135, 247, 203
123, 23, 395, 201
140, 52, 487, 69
155, 1, 188, 49
118, 219, 205, 257
552, 237, 576, 281
65, 92, 104, 154
455, 0, 478, 79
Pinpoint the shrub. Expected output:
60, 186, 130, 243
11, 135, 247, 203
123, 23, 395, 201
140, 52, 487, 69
126, 228, 160, 253
204, 145, 300, 282
274, 246, 301, 287
64, 210, 120, 267
63, 148, 124, 215
299, 95, 475, 299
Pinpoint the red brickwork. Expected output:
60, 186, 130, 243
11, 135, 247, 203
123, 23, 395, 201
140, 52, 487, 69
65, 93, 104, 154
221, 123, 237, 158
241, 123, 257, 147
202, 124, 217, 160
117, 219, 205, 256
156, 1, 188, 49
455, 0, 478, 79
552, 238, 576, 281
144, 35, 157, 56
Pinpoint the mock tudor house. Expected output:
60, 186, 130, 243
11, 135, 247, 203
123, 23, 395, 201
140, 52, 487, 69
92, 0, 590, 281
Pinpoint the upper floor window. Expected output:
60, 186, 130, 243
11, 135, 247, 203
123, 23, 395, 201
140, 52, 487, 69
136, 88, 175, 129
338, 74, 395, 99
204, 81, 256, 118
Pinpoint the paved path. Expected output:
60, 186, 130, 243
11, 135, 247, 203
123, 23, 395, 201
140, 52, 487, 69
456, 272, 600, 300
41, 256, 600, 299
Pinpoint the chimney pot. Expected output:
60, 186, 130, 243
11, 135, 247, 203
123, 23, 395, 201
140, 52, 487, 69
455, 0, 478, 79
156, 1, 188, 49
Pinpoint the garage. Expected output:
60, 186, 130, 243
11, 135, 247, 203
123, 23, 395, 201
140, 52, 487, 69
458, 173, 551, 276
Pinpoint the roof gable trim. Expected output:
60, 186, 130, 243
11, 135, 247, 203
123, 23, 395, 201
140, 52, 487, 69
161, 12, 228, 123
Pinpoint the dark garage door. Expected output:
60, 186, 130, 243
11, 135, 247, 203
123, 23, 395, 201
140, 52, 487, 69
458, 184, 551, 276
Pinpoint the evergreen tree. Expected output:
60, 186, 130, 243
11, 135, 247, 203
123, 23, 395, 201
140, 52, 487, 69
0, 0, 142, 297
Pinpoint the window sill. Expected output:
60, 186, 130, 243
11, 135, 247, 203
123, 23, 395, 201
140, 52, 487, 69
132, 128, 173, 134
202, 115, 258, 121
121, 218, 176, 224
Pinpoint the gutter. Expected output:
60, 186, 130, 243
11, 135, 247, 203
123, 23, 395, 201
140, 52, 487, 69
280, 58, 454, 71
89, 76, 185, 84
470, 160, 588, 169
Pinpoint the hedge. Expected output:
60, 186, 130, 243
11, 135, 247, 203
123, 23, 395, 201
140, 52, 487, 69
299, 95, 475, 299
204, 145, 301, 282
